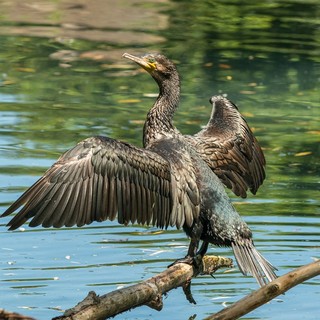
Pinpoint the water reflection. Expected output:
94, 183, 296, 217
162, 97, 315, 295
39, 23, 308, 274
0, 0, 319, 319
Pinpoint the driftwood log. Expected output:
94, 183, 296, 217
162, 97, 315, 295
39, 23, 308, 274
206, 259, 320, 320
2, 258, 319, 320
53, 258, 320, 320
53, 255, 233, 320
0, 309, 36, 320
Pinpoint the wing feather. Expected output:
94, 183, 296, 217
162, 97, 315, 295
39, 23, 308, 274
42, 183, 68, 228
186, 95, 265, 198
2, 136, 202, 231
75, 178, 88, 227
53, 183, 74, 228
130, 181, 137, 224
108, 176, 117, 221
149, 139, 200, 229
2, 136, 175, 230
93, 172, 102, 221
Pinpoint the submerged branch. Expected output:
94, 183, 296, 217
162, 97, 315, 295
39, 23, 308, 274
53, 255, 233, 320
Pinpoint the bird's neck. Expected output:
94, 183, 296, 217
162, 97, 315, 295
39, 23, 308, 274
143, 77, 180, 147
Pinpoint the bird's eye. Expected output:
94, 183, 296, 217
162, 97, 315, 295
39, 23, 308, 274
147, 57, 157, 69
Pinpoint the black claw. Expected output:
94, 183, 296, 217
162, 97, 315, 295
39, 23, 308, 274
168, 255, 195, 268
168, 254, 204, 273
182, 279, 197, 304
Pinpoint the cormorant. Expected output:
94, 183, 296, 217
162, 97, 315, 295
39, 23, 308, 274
1, 53, 277, 286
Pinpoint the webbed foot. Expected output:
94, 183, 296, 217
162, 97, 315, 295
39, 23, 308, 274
168, 255, 193, 267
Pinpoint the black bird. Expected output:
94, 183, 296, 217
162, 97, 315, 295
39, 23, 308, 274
1, 53, 276, 286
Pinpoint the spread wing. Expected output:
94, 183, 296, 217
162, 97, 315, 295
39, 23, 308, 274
186, 96, 265, 198
2, 136, 199, 230
148, 138, 201, 229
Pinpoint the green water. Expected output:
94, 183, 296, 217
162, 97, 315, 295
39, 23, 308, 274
0, 1, 319, 319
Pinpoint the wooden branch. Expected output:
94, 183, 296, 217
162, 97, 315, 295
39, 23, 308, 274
205, 259, 320, 320
3, 259, 319, 320
53, 255, 233, 320
0, 309, 36, 320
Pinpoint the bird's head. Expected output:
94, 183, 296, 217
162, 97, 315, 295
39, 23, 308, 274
123, 52, 179, 86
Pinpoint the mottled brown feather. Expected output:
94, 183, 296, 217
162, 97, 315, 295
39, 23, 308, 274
2, 136, 200, 231
186, 95, 266, 198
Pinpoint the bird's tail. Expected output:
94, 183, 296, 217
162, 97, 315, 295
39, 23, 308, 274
231, 240, 277, 286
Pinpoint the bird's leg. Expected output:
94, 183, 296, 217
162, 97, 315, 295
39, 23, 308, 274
168, 224, 206, 304
169, 220, 205, 267
169, 220, 204, 268
196, 241, 209, 257
181, 241, 209, 270
170, 240, 209, 271
168, 238, 200, 305
168, 238, 199, 267
186, 237, 200, 261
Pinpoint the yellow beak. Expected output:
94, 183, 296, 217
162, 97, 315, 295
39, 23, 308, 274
123, 53, 156, 73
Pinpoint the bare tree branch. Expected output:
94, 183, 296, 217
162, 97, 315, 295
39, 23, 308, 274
3, 259, 319, 320
205, 259, 320, 320
52, 255, 233, 320
0, 309, 36, 320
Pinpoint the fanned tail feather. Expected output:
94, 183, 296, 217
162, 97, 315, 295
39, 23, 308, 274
232, 240, 277, 286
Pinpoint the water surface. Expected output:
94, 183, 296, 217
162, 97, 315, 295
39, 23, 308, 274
0, 1, 319, 319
